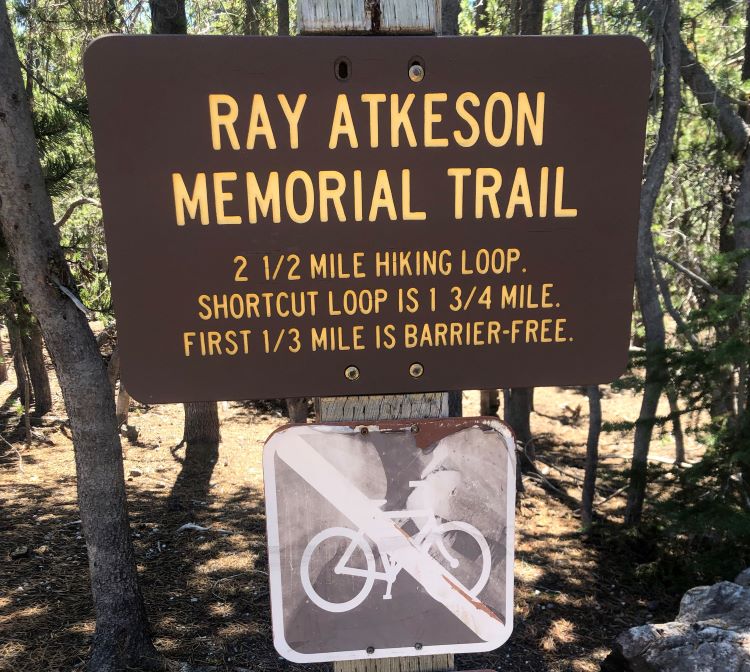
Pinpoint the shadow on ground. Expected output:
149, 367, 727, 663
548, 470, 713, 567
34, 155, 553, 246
0, 392, 695, 672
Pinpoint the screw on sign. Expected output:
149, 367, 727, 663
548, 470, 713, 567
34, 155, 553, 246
263, 419, 516, 662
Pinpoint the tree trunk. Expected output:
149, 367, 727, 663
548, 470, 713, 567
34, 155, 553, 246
149, 0, 223, 460
0, 3, 159, 669
149, 0, 186, 34
441, 0, 459, 35
105, 0, 121, 32
107, 347, 131, 428
504, 387, 533, 460
503, 0, 545, 444
23, 0, 35, 105
480, 389, 500, 416
278, 0, 289, 35
116, 383, 131, 428
245, 0, 262, 34
448, 389, 462, 417
24, 319, 52, 415
667, 386, 685, 464
183, 401, 221, 445
581, 384, 601, 527
519, 0, 543, 34
286, 397, 308, 423
573, 0, 587, 34
0, 329, 7, 383
624, 0, 680, 527
7, 319, 28, 406
107, 346, 120, 391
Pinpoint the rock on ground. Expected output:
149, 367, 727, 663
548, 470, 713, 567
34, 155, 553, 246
602, 569, 750, 672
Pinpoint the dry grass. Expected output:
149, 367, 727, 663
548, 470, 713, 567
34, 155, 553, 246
0, 356, 705, 672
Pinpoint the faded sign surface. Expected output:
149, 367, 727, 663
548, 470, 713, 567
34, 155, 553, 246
85, 36, 649, 402
263, 418, 516, 662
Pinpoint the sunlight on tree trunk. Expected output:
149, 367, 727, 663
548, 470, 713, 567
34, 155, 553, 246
0, 3, 159, 669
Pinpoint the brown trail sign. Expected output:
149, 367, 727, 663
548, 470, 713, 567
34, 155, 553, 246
84, 35, 649, 403
263, 419, 516, 662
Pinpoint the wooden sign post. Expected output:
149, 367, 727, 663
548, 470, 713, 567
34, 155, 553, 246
298, 5, 456, 672
319, 401, 453, 672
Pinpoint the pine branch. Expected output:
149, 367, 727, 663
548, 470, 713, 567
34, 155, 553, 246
55, 197, 100, 228
680, 40, 750, 154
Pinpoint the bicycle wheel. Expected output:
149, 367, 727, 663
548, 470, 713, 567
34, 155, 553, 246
432, 521, 492, 598
300, 527, 376, 613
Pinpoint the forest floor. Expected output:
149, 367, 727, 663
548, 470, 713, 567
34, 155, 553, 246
0, 349, 708, 672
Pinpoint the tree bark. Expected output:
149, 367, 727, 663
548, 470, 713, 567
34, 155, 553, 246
0, 2, 159, 669
581, 384, 601, 527
504, 387, 533, 458
245, 0, 262, 34
24, 319, 52, 415
116, 383, 131, 428
503, 0, 544, 445
149, 0, 186, 34
7, 319, 28, 406
182, 401, 221, 445
448, 389, 462, 416
441, 0, 459, 35
0, 330, 7, 383
278, 0, 289, 35
624, 0, 681, 527
742, 0, 750, 83
666, 386, 685, 464
149, 0, 223, 451
519, 0, 543, 34
286, 397, 308, 423
480, 389, 500, 416
107, 346, 120, 391
573, 0, 587, 34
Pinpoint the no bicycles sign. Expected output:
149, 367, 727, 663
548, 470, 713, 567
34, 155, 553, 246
263, 418, 516, 662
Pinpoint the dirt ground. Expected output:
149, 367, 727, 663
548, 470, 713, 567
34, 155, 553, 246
0, 353, 705, 672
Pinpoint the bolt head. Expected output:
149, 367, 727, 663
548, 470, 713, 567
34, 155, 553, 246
409, 362, 424, 378
408, 63, 425, 82
345, 365, 360, 381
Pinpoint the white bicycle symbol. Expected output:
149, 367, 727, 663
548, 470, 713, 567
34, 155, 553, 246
300, 480, 491, 613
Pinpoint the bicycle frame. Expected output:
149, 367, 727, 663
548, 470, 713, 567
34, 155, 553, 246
332, 500, 450, 600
